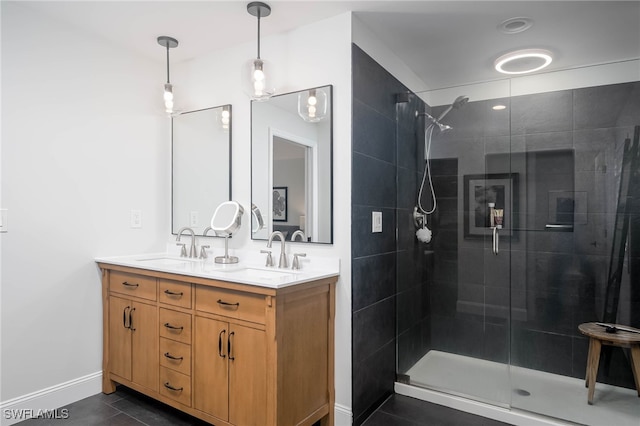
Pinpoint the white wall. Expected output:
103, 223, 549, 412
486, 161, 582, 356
1, 0, 167, 411
1, 5, 354, 424
176, 13, 353, 422
352, 15, 430, 93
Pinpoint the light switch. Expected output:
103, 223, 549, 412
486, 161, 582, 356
372, 211, 382, 233
190, 211, 199, 227
130, 209, 142, 228
0, 209, 7, 233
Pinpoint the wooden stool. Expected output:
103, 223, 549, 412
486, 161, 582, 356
578, 322, 640, 404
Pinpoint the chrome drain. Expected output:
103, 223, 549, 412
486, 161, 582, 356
514, 389, 530, 396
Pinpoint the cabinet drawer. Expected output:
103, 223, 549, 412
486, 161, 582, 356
109, 271, 156, 301
160, 367, 191, 407
159, 280, 192, 309
160, 308, 192, 344
160, 338, 191, 376
195, 286, 266, 324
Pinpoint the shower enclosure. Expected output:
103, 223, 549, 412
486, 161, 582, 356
396, 74, 640, 425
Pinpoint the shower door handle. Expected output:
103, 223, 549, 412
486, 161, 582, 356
492, 226, 499, 255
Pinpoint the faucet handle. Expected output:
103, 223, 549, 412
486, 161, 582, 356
292, 253, 307, 270
260, 250, 274, 267
199, 245, 210, 259
176, 243, 187, 258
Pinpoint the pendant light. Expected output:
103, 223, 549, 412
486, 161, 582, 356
298, 88, 328, 122
157, 36, 178, 114
244, 2, 275, 101
220, 105, 231, 131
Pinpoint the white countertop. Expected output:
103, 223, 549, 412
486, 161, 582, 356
95, 251, 339, 289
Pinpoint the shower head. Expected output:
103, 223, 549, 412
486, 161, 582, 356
435, 121, 452, 132
415, 111, 452, 132
436, 95, 469, 122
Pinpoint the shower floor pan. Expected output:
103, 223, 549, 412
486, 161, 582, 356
400, 350, 639, 426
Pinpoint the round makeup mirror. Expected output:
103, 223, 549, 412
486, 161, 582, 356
210, 201, 244, 263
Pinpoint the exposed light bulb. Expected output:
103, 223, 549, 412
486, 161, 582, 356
164, 83, 174, 113
254, 80, 265, 96
164, 82, 174, 114
297, 87, 328, 122
252, 60, 265, 96
221, 110, 230, 119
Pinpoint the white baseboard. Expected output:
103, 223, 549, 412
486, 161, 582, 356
335, 403, 353, 426
0, 372, 102, 426
1, 373, 350, 426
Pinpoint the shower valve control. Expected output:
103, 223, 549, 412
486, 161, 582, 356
372, 211, 382, 233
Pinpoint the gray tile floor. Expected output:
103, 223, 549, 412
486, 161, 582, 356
362, 394, 512, 426
16, 387, 511, 425
16, 387, 210, 426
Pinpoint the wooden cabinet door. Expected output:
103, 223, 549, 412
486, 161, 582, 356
108, 296, 132, 381
130, 301, 158, 392
228, 324, 267, 426
194, 316, 229, 420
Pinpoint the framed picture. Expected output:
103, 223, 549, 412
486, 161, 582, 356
463, 173, 518, 238
272, 187, 288, 222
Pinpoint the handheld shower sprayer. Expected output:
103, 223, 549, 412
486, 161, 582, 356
436, 95, 469, 122
414, 95, 469, 243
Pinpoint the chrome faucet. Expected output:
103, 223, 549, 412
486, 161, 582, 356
291, 230, 306, 242
199, 227, 215, 259
176, 227, 197, 258
267, 231, 287, 268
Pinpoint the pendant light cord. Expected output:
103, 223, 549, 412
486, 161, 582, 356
257, 12, 262, 59
166, 45, 171, 84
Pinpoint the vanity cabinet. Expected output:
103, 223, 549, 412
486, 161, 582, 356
194, 317, 267, 424
107, 273, 158, 392
99, 263, 336, 426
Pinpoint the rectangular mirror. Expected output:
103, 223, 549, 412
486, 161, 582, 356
172, 105, 232, 236
251, 85, 333, 244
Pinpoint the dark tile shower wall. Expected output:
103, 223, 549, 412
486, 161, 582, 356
351, 44, 430, 425
396, 87, 432, 375
508, 81, 640, 388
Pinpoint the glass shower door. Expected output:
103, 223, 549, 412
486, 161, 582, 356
397, 80, 513, 408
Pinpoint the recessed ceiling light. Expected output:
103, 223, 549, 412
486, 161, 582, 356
498, 17, 534, 34
492, 104, 507, 111
494, 48, 553, 75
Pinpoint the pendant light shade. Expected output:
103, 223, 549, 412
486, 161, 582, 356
157, 36, 178, 114
298, 88, 328, 122
244, 2, 275, 101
